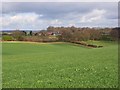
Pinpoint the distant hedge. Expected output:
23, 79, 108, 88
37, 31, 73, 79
2, 35, 14, 41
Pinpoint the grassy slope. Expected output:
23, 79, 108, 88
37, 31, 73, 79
2, 41, 118, 88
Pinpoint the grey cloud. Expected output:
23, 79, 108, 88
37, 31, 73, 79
2, 2, 117, 19
1, 2, 118, 30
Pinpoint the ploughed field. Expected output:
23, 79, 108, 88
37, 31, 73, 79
2, 41, 118, 88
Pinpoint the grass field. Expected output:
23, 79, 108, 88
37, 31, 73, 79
2, 41, 118, 88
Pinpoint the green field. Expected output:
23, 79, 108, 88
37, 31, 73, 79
2, 41, 118, 88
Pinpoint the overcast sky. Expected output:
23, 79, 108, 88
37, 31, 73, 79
1, 2, 118, 30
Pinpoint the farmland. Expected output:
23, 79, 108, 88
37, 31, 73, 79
2, 41, 118, 88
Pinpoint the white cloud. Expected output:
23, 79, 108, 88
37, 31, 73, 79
1, 13, 64, 30
2, 13, 44, 29
50, 19, 62, 25
1, 8, 117, 30
1, 2, 118, 30
80, 9, 106, 23
4, 13, 42, 24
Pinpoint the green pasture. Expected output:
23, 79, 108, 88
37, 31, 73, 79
2, 41, 118, 88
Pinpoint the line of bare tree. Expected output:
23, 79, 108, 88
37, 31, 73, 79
2, 26, 119, 42
47, 26, 119, 42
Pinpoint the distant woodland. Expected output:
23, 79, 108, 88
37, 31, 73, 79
2, 26, 119, 43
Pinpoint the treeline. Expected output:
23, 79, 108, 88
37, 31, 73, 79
2, 31, 58, 42
2, 26, 119, 42
47, 26, 119, 42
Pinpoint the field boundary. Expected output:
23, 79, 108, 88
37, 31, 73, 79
1, 41, 104, 48
1, 41, 65, 44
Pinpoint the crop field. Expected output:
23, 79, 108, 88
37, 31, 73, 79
2, 41, 118, 88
